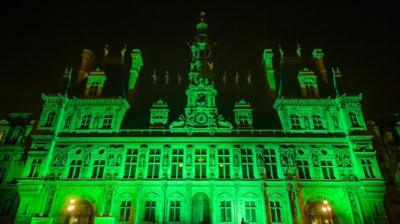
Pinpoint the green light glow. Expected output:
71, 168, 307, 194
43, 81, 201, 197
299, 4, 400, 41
0, 13, 389, 224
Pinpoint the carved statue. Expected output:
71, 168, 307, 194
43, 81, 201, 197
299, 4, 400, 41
210, 153, 215, 166
84, 153, 91, 166
217, 115, 233, 129
163, 153, 169, 166
234, 154, 239, 166
187, 153, 192, 166
169, 115, 186, 129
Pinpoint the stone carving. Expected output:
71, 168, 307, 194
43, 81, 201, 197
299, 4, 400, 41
210, 153, 215, 166
84, 153, 91, 166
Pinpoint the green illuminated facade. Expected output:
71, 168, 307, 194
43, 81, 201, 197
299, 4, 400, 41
0, 14, 390, 224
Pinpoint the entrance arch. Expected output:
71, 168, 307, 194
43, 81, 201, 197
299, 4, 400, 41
305, 200, 338, 224
64, 200, 94, 224
192, 193, 210, 224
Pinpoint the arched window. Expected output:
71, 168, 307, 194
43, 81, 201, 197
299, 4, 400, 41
312, 115, 324, 129
349, 112, 360, 127
80, 114, 91, 129
290, 115, 301, 129
102, 114, 113, 129
44, 111, 56, 127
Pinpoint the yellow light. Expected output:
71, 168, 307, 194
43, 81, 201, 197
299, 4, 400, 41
322, 206, 327, 212
323, 200, 328, 205
70, 199, 76, 204
219, 163, 223, 167
178, 163, 183, 167
327, 206, 331, 211
67, 205, 75, 212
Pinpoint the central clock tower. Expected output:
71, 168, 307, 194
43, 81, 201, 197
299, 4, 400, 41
170, 13, 232, 133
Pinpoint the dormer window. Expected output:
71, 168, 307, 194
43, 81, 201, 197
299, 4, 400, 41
88, 81, 100, 96
298, 68, 319, 97
349, 112, 360, 128
312, 115, 323, 129
290, 115, 301, 129
80, 114, 91, 129
102, 114, 113, 129
85, 71, 106, 97
43, 111, 56, 127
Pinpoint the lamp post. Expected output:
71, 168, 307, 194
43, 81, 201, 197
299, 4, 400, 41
320, 200, 333, 224
67, 198, 77, 224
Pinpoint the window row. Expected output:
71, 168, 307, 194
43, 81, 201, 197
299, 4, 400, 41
117, 199, 282, 223
289, 111, 362, 130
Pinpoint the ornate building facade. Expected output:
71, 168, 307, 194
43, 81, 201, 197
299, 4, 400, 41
0, 15, 389, 224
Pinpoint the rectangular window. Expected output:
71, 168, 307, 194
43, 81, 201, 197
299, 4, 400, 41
245, 201, 256, 222
270, 200, 282, 222
218, 149, 231, 179
297, 160, 311, 179
312, 115, 324, 129
220, 201, 232, 222
169, 201, 181, 222
147, 149, 161, 179
195, 149, 207, 179
241, 149, 254, 179
68, 160, 82, 178
321, 161, 335, 179
263, 149, 278, 179
102, 114, 113, 129
92, 160, 105, 178
171, 149, 184, 179
361, 159, 375, 178
145, 201, 156, 222
119, 200, 131, 222
28, 159, 42, 177
124, 149, 138, 178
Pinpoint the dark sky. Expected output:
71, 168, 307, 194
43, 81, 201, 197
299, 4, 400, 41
1, 1, 399, 119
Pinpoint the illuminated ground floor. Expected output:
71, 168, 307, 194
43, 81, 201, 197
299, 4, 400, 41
1, 179, 387, 224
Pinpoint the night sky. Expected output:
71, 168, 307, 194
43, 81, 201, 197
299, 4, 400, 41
1, 1, 399, 120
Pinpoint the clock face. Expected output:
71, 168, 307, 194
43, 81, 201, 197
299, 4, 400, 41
195, 113, 208, 125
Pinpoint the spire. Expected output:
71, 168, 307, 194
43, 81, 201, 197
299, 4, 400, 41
189, 11, 214, 83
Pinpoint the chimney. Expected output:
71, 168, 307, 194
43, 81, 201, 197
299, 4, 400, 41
312, 49, 328, 84
77, 49, 95, 84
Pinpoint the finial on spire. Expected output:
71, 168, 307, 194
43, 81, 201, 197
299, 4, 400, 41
196, 11, 208, 33
104, 44, 109, 57
296, 43, 302, 57
200, 11, 206, 21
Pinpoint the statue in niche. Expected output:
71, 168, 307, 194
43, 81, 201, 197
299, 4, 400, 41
104, 188, 113, 215
196, 93, 206, 107
312, 153, 319, 167
187, 153, 192, 166
84, 153, 91, 166
257, 152, 264, 167
139, 154, 145, 167
210, 153, 215, 166
163, 153, 169, 166
234, 154, 239, 166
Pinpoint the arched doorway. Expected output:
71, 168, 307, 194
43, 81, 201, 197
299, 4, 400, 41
64, 199, 94, 224
306, 200, 338, 224
192, 193, 210, 224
